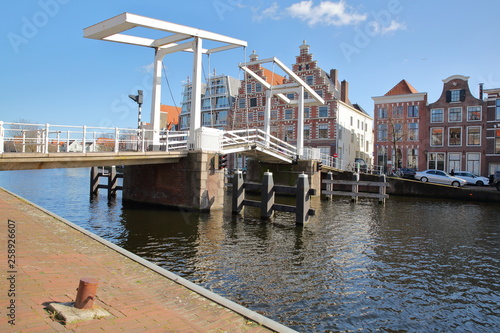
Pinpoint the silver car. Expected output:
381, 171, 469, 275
414, 169, 467, 187
452, 171, 489, 186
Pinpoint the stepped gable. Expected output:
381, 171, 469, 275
384, 79, 419, 96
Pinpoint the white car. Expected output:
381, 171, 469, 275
414, 169, 467, 187
452, 171, 489, 186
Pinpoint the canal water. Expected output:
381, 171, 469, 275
1, 168, 499, 332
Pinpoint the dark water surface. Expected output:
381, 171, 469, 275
1, 168, 499, 332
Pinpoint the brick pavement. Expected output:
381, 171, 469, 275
0, 188, 278, 333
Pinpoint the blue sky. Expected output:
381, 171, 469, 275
2, 0, 500, 129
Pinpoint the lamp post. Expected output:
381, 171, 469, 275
129, 90, 144, 150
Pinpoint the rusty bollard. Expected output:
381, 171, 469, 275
74, 278, 99, 310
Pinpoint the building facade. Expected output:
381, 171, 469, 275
373, 75, 488, 175
179, 74, 240, 131
483, 87, 500, 174
372, 80, 427, 172
425, 75, 486, 175
230, 42, 373, 167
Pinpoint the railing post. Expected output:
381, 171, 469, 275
232, 170, 245, 214
114, 127, 119, 153
141, 128, 146, 152
22, 130, 26, 153
66, 130, 70, 152
82, 125, 87, 152
56, 131, 60, 152
260, 171, 275, 219
44, 123, 50, 153
165, 129, 169, 152
0, 121, 4, 154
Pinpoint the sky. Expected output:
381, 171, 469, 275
2, 0, 500, 129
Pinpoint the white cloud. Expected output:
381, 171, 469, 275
253, 2, 281, 22
376, 20, 407, 35
286, 0, 367, 26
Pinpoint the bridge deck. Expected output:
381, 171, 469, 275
0, 151, 188, 171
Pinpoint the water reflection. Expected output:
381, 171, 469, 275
0, 169, 499, 332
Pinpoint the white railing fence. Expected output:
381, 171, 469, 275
222, 129, 297, 160
0, 121, 188, 154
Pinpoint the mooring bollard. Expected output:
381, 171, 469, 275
232, 170, 245, 214
296, 173, 310, 225
261, 171, 275, 219
74, 278, 99, 310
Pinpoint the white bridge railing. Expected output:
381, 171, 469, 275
222, 129, 297, 160
0, 121, 188, 154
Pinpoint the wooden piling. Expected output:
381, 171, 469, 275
296, 173, 310, 225
90, 166, 99, 197
260, 171, 274, 219
232, 170, 245, 214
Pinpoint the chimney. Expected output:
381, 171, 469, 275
341, 80, 349, 103
250, 50, 259, 62
479, 83, 484, 100
330, 69, 338, 89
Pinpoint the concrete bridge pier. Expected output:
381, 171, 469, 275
123, 151, 224, 212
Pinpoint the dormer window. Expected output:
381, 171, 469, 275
446, 89, 465, 102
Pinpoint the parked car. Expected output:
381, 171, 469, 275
399, 168, 416, 179
354, 158, 367, 173
414, 169, 467, 187
452, 171, 489, 186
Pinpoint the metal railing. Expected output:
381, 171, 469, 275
0, 121, 188, 154
222, 129, 297, 160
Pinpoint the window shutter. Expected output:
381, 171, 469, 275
446, 91, 451, 102
460, 89, 466, 101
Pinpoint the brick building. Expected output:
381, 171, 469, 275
372, 80, 427, 171
483, 87, 500, 174
425, 75, 486, 175
230, 42, 373, 167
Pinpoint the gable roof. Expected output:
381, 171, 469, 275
384, 79, 419, 96
262, 68, 285, 85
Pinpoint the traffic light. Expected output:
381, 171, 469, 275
128, 90, 143, 106
316, 161, 322, 172
219, 154, 228, 169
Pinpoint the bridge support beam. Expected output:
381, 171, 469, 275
123, 151, 224, 212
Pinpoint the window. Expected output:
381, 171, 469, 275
467, 127, 481, 146
448, 153, 461, 172
255, 83, 262, 92
270, 110, 277, 120
217, 111, 227, 125
247, 112, 253, 122
377, 124, 388, 141
304, 125, 310, 140
466, 153, 480, 175
431, 128, 443, 146
447, 89, 465, 102
250, 98, 257, 107
394, 123, 403, 141
238, 98, 246, 108
285, 109, 293, 120
285, 126, 294, 140
431, 108, 444, 122
350, 116, 353, 126
378, 108, 388, 119
407, 148, 418, 169
306, 75, 314, 85
428, 152, 445, 170
496, 129, 500, 154
448, 107, 462, 122
467, 106, 481, 121
496, 100, 500, 120
319, 124, 328, 138
408, 105, 419, 118
315, 89, 323, 97
304, 107, 310, 118
408, 123, 418, 141
286, 93, 295, 100
392, 106, 403, 118
246, 84, 252, 93
319, 106, 328, 117
448, 127, 462, 146
257, 111, 264, 121
357, 119, 360, 129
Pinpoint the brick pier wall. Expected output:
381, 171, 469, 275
123, 151, 224, 211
